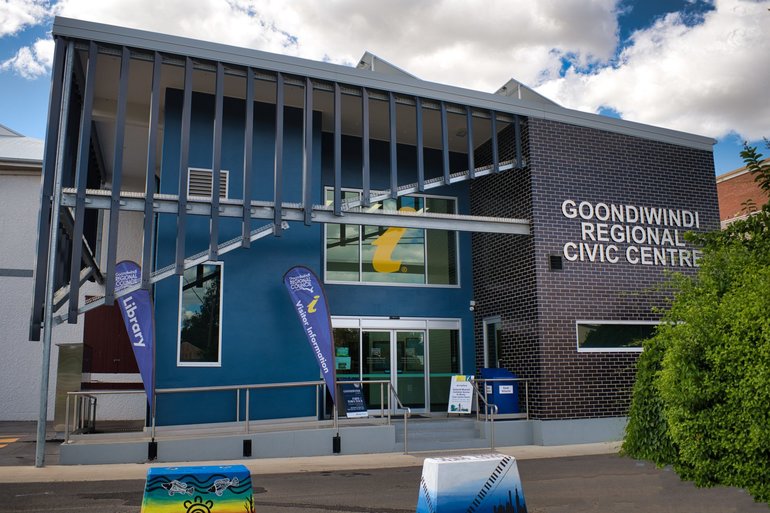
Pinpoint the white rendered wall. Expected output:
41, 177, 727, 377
0, 171, 146, 421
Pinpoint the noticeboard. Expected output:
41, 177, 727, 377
340, 383, 368, 418
447, 375, 474, 414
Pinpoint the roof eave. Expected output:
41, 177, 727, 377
52, 16, 716, 152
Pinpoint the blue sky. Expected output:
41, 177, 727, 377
1, 0, 768, 175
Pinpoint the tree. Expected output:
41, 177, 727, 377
623, 140, 770, 503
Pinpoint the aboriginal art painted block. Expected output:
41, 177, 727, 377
140, 465, 255, 513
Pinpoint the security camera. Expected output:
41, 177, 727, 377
469, 300, 476, 312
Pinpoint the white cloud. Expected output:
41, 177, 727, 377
49, 0, 621, 91
0, 0, 49, 36
536, 0, 770, 140
0, 37, 53, 78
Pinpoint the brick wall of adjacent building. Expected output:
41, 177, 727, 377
717, 160, 769, 224
471, 117, 720, 420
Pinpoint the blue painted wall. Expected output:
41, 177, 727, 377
155, 89, 474, 425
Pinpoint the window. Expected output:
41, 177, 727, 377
178, 263, 223, 366
483, 316, 502, 367
576, 321, 657, 352
324, 189, 458, 286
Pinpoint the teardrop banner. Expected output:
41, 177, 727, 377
282, 266, 337, 406
115, 260, 155, 407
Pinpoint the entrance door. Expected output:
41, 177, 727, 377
362, 329, 426, 412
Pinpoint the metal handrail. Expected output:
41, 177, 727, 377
65, 379, 411, 454
475, 377, 530, 420
470, 380, 498, 450
64, 391, 106, 442
386, 382, 412, 454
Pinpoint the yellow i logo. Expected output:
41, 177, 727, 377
372, 206, 416, 273
307, 295, 320, 313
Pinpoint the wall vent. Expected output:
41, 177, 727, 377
549, 255, 563, 271
187, 168, 228, 199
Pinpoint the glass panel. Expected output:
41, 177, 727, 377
333, 328, 360, 380
485, 320, 501, 368
179, 263, 221, 364
362, 196, 425, 284
577, 323, 654, 350
428, 329, 460, 412
396, 331, 425, 409
326, 190, 361, 281
426, 197, 457, 285
362, 331, 391, 410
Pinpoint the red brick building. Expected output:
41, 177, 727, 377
717, 159, 770, 227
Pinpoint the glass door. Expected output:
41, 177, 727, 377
396, 331, 426, 410
362, 331, 391, 411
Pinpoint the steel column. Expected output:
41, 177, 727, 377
103, 46, 131, 304
361, 88, 371, 207
209, 61, 224, 260
440, 101, 450, 185
415, 97, 425, 192
273, 72, 284, 234
491, 110, 499, 174
241, 67, 255, 247
175, 57, 193, 275
466, 106, 475, 179
333, 82, 342, 215
514, 114, 523, 169
141, 52, 162, 289
67, 41, 98, 322
36, 39, 76, 468
302, 77, 313, 226
388, 92, 397, 199
30, 37, 66, 340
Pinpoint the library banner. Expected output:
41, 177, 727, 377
115, 260, 155, 407
283, 266, 337, 406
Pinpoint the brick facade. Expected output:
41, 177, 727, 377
716, 160, 769, 224
471, 117, 719, 420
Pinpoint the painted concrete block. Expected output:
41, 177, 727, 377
140, 464, 254, 513
416, 454, 527, 513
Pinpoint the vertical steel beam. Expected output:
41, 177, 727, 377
333, 82, 342, 215
209, 62, 224, 260
440, 101, 450, 185
30, 37, 66, 340
103, 46, 131, 304
241, 67, 255, 247
273, 72, 284, 234
175, 57, 193, 275
415, 97, 424, 193
466, 107, 475, 179
67, 41, 98, 322
302, 77, 314, 226
36, 39, 76, 467
491, 110, 499, 174
141, 52, 162, 289
388, 92, 397, 199
514, 114, 523, 169
361, 88, 371, 207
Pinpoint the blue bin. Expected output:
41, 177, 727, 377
479, 368, 519, 414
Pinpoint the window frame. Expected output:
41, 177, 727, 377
575, 320, 658, 353
323, 188, 461, 288
482, 316, 502, 368
177, 261, 224, 367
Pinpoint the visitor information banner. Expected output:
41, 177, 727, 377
115, 260, 155, 406
283, 266, 337, 406
447, 375, 474, 414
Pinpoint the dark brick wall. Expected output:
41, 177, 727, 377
471, 117, 720, 420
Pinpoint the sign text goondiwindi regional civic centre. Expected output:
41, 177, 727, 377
561, 199, 703, 267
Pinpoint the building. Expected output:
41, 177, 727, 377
31, 17, 719, 463
716, 157, 770, 227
